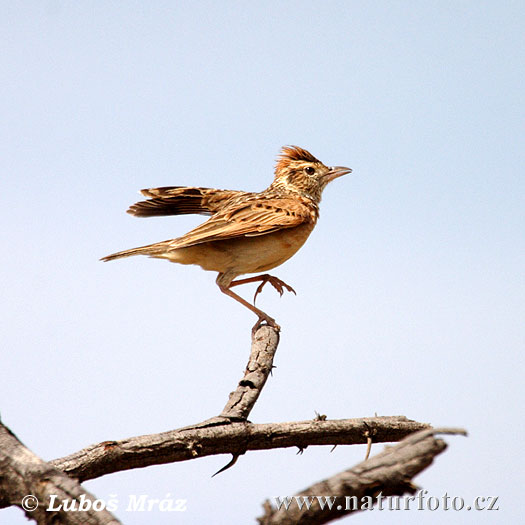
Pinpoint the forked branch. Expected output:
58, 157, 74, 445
0, 324, 458, 525
48, 326, 430, 482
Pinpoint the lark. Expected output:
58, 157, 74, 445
102, 146, 351, 330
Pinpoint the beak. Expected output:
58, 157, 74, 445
325, 165, 352, 183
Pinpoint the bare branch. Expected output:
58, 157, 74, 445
219, 325, 280, 421
50, 416, 430, 483
1, 324, 449, 525
258, 427, 467, 524
46, 329, 431, 483
0, 420, 120, 523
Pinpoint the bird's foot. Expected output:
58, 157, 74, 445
252, 314, 281, 334
253, 275, 296, 305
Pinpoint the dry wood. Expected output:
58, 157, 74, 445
258, 427, 467, 524
0, 421, 120, 524
0, 324, 458, 524
48, 323, 429, 483
220, 325, 280, 421
50, 416, 430, 482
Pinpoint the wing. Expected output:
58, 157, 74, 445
168, 196, 317, 249
127, 186, 246, 217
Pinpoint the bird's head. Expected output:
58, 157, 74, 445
271, 146, 351, 202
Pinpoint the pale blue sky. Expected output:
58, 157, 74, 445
1, 2, 523, 524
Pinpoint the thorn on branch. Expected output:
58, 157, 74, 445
212, 454, 240, 477
314, 411, 327, 421
364, 433, 373, 460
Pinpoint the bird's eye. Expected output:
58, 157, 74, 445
304, 166, 315, 175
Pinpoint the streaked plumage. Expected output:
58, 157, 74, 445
102, 146, 351, 330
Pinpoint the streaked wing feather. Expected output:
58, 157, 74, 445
128, 187, 245, 217
168, 198, 313, 249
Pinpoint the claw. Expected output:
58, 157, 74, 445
225, 273, 294, 330
253, 275, 297, 304
252, 315, 280, 334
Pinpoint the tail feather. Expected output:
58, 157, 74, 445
101, 243, 164, 262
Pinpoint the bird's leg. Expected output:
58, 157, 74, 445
216, 274, 280, 332
229, 274, 296, 305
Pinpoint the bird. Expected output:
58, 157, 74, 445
101, 146, 351, 330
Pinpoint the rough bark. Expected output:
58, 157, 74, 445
258, 427, 467, 524
219, 325, 280, 421
0, 421, 120, 524
50, 416, 430, 482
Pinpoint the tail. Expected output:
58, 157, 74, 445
101, 243, 164, 262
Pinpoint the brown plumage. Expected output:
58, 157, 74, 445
102, 146, 351, 330
128, 187, 245, 217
